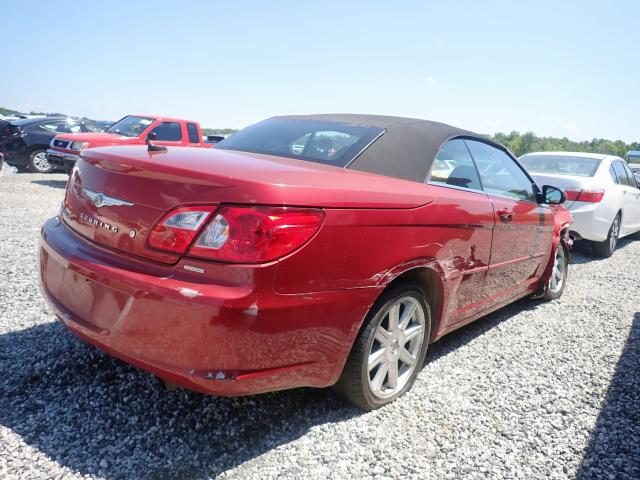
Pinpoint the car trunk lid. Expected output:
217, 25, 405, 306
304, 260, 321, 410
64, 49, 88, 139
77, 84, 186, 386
62, 145, 435, 263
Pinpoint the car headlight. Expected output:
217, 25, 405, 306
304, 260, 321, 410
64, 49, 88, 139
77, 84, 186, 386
71, 141, 90, 151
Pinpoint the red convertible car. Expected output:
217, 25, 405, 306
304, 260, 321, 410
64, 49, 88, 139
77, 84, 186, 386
39, 114, 572, 410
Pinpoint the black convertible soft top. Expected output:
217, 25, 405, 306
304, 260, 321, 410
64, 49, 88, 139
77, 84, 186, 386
278, 113, 501, 183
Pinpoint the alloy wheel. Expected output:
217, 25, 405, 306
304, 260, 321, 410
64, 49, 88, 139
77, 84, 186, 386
609, 216, 620, 252
32, 152, 51, 172
367, 296, 425, 399
548, 245, 566, 293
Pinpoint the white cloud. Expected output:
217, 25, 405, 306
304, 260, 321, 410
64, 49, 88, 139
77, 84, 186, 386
426, 77, 437, 84
566, 122, 577, 130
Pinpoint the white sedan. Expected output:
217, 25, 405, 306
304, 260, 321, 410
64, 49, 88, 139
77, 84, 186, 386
519, 152, 640, 257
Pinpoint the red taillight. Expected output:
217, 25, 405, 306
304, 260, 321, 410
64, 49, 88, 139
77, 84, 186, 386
564, 188, 605, 203
148, 206, 217, 254
188, 206, 324, 263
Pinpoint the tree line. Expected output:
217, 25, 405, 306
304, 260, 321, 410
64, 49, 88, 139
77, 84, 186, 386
3, 106, 638, 158
491, 131, 640, 159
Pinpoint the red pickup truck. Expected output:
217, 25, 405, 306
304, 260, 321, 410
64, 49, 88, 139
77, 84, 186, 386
47, 115, 210, 172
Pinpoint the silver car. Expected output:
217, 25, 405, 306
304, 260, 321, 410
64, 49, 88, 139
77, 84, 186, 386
520, 152, 640, 257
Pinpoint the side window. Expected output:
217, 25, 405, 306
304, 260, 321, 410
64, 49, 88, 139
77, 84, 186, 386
152, 122, 182, 141
612, 161, 631, 186
609, 164, 622, 184
621, 162, 639, 187
83, 123, 105, 133
187, 123, 199, 143
429, 138, 482, 191
59, 123, 82, 134
39, 122, 59, 133
39, 122, 81, 133
465, 139, 536, 202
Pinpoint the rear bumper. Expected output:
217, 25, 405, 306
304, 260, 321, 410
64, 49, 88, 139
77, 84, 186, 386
47, 149, 79, 173
39, 217, 373, 396
568, 204, 613, 242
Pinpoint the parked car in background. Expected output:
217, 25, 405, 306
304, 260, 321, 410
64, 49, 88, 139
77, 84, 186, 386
629, 163, 640, 182
520, 152, 640, 256
95, 120, 113, 129
47, 115, 210, 173
0, 117, 106, 173
0, 114, 47, 121
39, 114, 572, 410
204, 134, 227, 145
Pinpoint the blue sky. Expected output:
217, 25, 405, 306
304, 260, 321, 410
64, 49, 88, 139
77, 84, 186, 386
2, 1, 639, 141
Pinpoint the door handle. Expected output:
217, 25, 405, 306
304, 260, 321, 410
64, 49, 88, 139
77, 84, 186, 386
497, 208, 513, 223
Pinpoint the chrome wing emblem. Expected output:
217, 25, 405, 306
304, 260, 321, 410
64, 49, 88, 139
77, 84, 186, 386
82, 188, 134, 208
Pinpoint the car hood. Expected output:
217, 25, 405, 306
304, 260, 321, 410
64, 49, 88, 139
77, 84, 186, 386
54, 132, 132, 144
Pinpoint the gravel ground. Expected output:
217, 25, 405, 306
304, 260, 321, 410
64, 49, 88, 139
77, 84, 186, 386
0, 171, 638, 480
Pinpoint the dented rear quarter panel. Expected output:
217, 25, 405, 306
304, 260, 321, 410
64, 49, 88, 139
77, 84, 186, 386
274, 184, 496, 338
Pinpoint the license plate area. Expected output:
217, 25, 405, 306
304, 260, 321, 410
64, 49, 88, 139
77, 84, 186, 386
45, 255, 130, 331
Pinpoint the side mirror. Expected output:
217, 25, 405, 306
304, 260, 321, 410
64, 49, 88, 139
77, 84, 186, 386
145, 131, 167, 153
541, 185, 566, 205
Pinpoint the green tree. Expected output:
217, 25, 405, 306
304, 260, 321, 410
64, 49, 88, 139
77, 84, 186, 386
492, 131, 638, 160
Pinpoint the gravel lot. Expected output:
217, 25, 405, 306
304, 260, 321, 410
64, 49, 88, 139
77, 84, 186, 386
1, 171, 638, 480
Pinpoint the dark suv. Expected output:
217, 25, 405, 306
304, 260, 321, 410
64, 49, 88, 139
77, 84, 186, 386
0, 117, 105, 173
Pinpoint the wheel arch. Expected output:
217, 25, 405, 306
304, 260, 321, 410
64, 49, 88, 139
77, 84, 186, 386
28, 144, 48, 154
368, 266, 445, 343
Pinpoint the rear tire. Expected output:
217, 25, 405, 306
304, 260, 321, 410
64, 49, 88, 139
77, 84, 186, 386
28, 149, 55, 173
334, 284, 431, 411
541, 243, 569, 301
592, 213, 621, 257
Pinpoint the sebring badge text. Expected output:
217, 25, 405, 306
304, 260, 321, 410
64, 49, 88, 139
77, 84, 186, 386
79, 213, 119, 233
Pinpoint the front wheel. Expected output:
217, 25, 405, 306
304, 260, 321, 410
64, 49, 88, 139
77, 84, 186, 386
334, 285, 431, 410
28, 149, 55, 173
542, 243, 569, 301
592, 213, 621, 257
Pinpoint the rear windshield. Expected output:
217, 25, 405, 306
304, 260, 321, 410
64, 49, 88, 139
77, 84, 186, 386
215, 118, 384, 167
107, 115, 154, 137
520, 154, 602, 177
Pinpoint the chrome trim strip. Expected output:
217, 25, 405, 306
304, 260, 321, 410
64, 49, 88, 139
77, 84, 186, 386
47, 149, 80, 161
